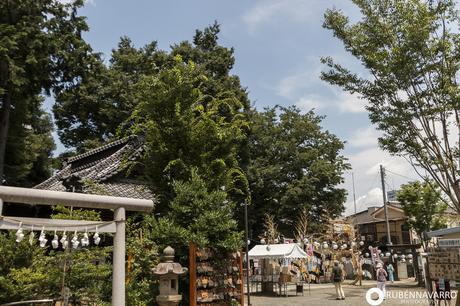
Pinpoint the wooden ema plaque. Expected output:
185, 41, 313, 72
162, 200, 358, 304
189, 243, 244, 306
427, 249, 460, 281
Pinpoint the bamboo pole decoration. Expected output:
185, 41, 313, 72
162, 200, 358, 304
239, 252, 244, 306
189, 243, 197, 306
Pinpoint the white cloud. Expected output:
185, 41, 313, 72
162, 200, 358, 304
296, 95, 323, 110
277, 72, 313, 99
336, 91, 367, 113
344, 187, 383, 216
243, 0, 360, 32
348, 126, 380, 148
341, 146, 420, 216
348, 146, 414, 178
59, 0, 95, 5
277, 66, 367, 114
292, 89, 367, 114
243, 0, 315, 31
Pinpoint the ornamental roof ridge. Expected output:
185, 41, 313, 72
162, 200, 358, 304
67, 135, 138, 163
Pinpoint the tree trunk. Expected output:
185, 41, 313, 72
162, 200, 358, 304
0, 92, 11, 185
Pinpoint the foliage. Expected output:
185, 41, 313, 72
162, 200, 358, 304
397, 180, 448, 248
247, 106, 349, 236
125, 172, 242, 305
322, 0, 460, 212
165, 169, 243, 252
0, 203, 113, 304
0, 0, 94, 182
54, 22, 250, 152
126, 215, 160, 306
4, 96, 55, 186
0, 231, 45, 303
0, 230, 112, 304
51, 205, 102, 221
128, 57, 250, 212
53, 22, 251, 225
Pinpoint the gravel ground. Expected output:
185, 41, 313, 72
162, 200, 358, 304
247, 279, 439, 306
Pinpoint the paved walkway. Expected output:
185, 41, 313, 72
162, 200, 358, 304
247, 279, 439, 306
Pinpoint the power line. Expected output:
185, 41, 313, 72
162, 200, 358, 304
385, 168, 419, 181
385, 167, 451, 208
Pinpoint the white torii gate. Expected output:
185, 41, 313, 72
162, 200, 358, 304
0, 186, 154, 306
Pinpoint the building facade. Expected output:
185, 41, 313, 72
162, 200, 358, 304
346, 203, 415, 245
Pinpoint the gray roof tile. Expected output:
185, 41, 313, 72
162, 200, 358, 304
35, 136, 156, 202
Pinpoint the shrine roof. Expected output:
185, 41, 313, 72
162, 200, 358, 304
35, 136, 155, 201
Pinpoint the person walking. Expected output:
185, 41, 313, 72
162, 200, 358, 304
376, 263, 388, 297
332, 261, 345, 300
386, 263, 395, 283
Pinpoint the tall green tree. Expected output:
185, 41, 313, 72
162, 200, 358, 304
397, 180, 447, 248
0, 0, 94, 183
53, 38, 163, 151
4, 96, 55, 186
54, 22, 250, 152
128, 57, 249, 211
135, 171, 242, 305
247, 106, 349, 236
160, 169, 242, 252
321, 0, 460, 212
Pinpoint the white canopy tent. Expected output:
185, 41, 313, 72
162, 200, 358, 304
248, 243, 308, 259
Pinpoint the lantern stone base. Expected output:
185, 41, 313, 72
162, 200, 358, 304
156, 294, 182, 306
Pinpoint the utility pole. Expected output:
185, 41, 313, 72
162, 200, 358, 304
380, 165, 392, 245
352, 172, 357, 215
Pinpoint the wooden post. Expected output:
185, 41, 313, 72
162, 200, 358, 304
189, 243, 197, 306
456, 288, 460, 306
425, 261, 435, 306
411, 248, 423, 285
239, 252, 245, 306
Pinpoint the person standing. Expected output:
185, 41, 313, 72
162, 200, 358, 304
376, 263, 388, 297
386, 263, 395, 283
332, 261, 345, 300
434, 278, 452, 306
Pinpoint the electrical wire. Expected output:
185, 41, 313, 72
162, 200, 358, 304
385, 168, 418, 181
384, 168, 452, 208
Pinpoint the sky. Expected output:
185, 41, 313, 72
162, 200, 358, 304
48, 0, 422, 215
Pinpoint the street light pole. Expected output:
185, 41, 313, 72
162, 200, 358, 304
244, 200, 251, 305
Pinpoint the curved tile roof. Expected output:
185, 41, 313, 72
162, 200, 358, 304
35, 136, 156, 202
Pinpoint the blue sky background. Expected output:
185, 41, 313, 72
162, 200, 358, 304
48, 0, 421, 215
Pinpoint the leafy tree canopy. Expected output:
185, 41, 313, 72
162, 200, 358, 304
127, 56, 250, 211
53, 22, 250, 152
397, 180, 447, 248
322, 0, 460, 212
247, 106, 349, 236
161, 169, 242, 252
0, 0, 94, 183
4, 96, 55, 186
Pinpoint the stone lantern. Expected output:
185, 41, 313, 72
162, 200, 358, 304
152, 246, 188, 306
